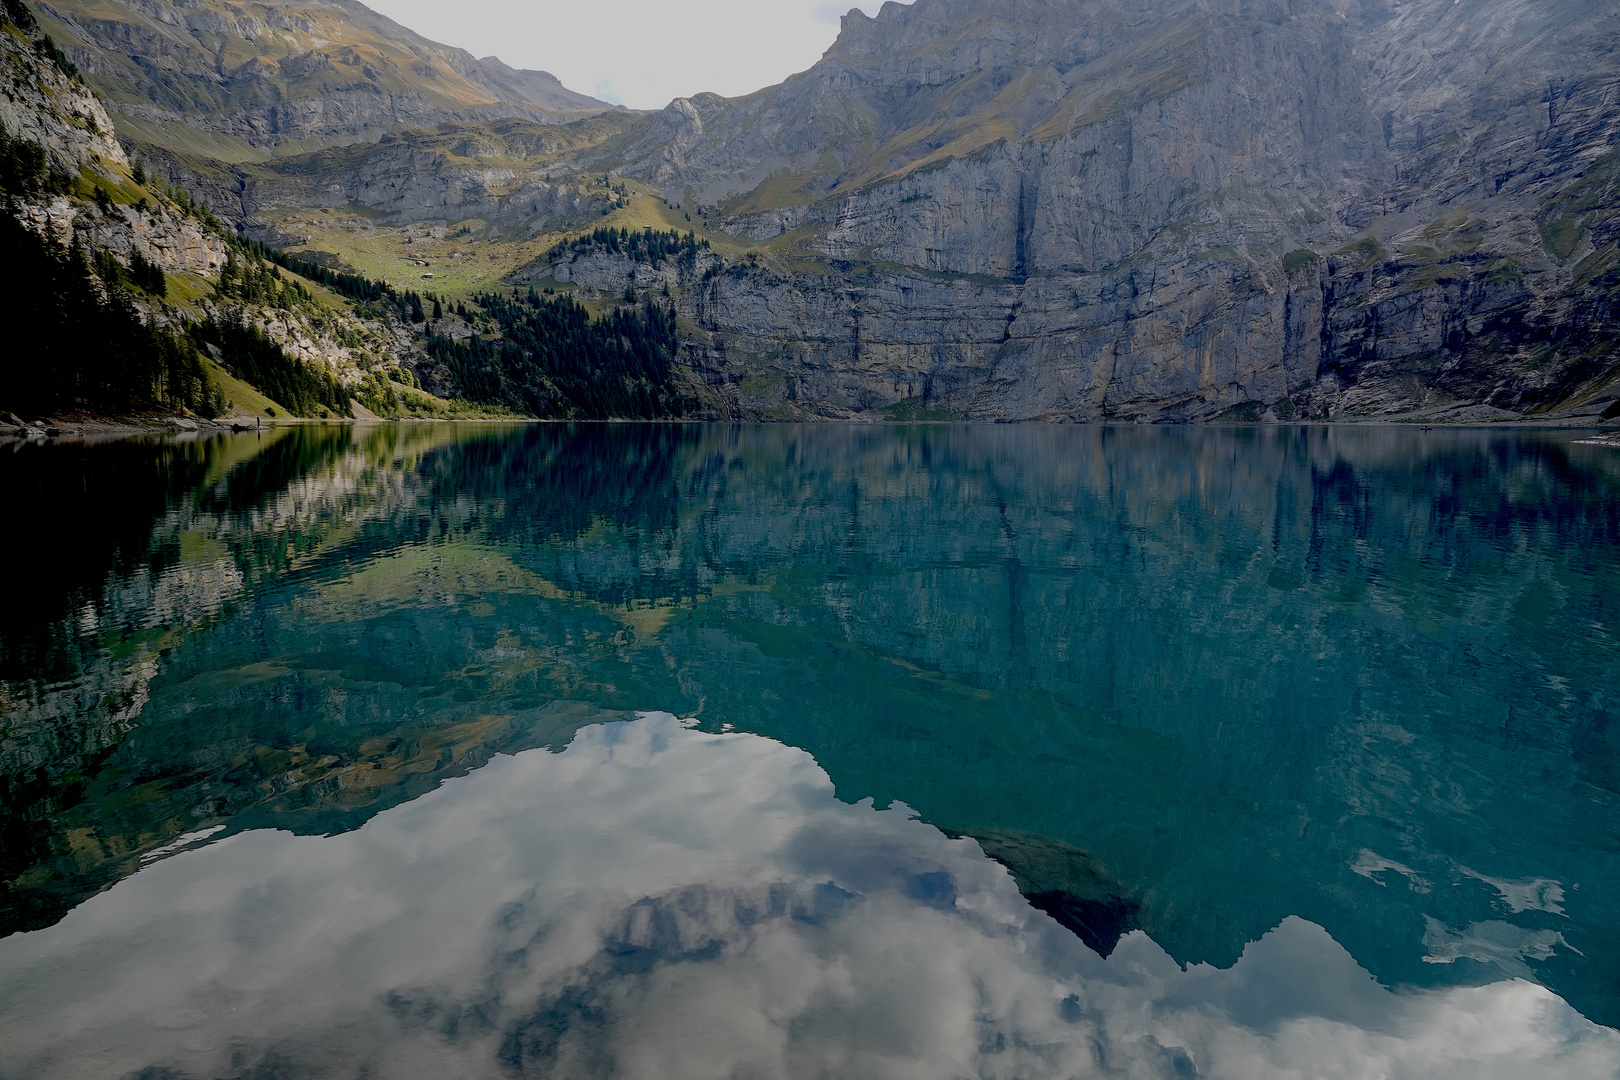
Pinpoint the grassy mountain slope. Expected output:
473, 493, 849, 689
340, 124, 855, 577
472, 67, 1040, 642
33, 0, 612, 157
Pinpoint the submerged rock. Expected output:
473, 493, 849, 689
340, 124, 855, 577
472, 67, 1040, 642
956, 827, 1142, 958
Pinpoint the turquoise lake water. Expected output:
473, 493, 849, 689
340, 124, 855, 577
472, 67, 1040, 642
1, 423, 1617, 1078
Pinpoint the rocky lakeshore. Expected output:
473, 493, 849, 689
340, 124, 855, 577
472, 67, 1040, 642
1, 413, 271, 440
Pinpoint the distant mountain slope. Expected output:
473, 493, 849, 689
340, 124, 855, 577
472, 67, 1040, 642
32, 0, 612, 157
234, 115, 632, 231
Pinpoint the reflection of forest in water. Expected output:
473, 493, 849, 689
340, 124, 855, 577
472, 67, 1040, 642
2, 423, 1618, 1024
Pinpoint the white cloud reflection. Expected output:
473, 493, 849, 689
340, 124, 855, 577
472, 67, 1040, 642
0, 715, 1615, 1080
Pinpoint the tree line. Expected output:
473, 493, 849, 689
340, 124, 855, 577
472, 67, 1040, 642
93, 246, 167, 297
238, 239, 396, 305
191, 318, 350, 418
2, 143, 694, 420
231, 237, 444, 329
0, 214, 222, 416
0, 214, 348, 418
0, 128, 74, 199
547, 227, 710, 271
426, 289, 687, 419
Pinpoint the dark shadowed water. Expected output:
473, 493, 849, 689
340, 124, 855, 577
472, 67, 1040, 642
2, 423, 1618, 1079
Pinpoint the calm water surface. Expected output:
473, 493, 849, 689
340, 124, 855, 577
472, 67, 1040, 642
1, 423, 1618, 1079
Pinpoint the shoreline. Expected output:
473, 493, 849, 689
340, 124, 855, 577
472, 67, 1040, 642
0, 413, 546, 442
3, 412, 1617, 443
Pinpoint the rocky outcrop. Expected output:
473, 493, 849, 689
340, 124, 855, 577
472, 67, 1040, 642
202, 300, 380, 382
16, 195, 227, 274
1, 23, 227, 275
0, 17, 123, 167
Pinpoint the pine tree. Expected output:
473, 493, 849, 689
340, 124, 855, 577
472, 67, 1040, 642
0, 214, 222, 415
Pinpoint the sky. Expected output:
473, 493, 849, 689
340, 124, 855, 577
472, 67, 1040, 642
361, 0, 894, 110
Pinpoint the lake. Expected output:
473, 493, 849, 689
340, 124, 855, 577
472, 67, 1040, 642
1, 422, 1618, 1079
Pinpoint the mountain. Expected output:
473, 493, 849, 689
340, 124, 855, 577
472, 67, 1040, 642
554, 0, 1618, 422
31, 0, 613, 159
231, 115, 632, 232
17, 0, 1620, 423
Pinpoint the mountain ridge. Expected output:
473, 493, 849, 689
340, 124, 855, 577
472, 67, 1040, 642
32, 0, 615, 158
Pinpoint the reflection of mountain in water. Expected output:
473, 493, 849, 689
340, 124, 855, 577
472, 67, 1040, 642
963, 829, 1140, 959
2, 424, 1617, 1027
0, 425, 541, 931
7, 717, 1614, 1080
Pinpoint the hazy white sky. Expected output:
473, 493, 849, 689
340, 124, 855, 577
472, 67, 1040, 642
363, 0, 893, 110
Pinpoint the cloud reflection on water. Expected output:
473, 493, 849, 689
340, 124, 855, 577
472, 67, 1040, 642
0, 714, 1614, 1080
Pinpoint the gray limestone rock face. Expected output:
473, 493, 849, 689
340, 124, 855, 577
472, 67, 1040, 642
0, 30, 226, 275
0, 26, 127, 172
580, 0, 1620, 422
15, 197, 228, 276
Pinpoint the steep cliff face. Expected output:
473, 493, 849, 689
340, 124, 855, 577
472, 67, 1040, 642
565, 0, 1620, 422
1, 24, 226, 274
16, 193, 228, 274
1293, 0, 1620, 418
